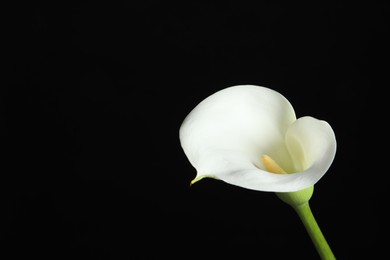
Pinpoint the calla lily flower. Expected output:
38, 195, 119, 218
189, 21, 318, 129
179, 85, 336, 193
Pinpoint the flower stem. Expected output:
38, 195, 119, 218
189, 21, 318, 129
293, 202, 336, 260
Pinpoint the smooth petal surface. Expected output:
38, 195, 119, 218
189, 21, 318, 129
222, 116, 336, 192
179, 85, 336, 192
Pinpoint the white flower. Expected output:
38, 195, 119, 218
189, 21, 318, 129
179, 85, 336, 192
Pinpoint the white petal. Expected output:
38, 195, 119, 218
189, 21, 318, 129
284, 116, 337, 190
179, 85, 297, 182
180, 85, 337, 192
221, 116, 336, 192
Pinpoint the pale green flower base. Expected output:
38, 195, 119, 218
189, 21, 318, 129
276, 186, 336, 260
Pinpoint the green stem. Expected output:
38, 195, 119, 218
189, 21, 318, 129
293, 202, 336, 260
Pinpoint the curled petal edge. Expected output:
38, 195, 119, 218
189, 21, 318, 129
193, 116, 336, 192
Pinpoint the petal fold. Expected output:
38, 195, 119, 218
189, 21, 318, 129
221, 117, 336, 192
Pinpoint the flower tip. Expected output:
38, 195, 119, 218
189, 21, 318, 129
190, 175, 209, 187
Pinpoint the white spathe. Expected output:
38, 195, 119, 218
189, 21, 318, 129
179, 85, 336, 192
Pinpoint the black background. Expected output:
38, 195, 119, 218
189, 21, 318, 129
2, 1, 389, 259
